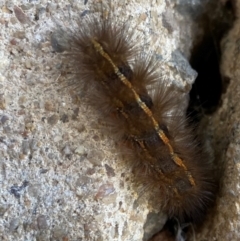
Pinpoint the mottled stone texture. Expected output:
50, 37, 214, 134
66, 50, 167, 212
196, 1, 240, 240
0, 0, 235, 240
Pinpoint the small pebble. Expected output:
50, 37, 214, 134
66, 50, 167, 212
9, 218, 20, 232
37, 215, 48, 230
47, 114, 59, 125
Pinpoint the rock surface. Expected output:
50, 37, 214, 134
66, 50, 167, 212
195, 1, 240, 240
1, 0, 236, 240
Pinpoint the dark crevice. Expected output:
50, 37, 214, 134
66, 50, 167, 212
187, 0, 234, 122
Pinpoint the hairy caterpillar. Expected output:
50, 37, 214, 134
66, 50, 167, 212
53, 0, 216, 238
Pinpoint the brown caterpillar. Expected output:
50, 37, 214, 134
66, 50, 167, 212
53, 0, 216, 232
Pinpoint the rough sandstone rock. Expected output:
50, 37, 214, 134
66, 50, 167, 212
1, 0, 236, 240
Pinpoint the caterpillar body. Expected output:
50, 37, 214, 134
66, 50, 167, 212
54, 1, 216, 231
